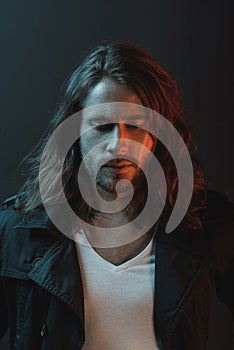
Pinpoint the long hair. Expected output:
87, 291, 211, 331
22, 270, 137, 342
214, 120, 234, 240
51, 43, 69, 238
15, 41, 207, 230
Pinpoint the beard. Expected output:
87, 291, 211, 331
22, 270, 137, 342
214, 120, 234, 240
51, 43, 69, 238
95, 164, 145, 194
77, 155, 148, 223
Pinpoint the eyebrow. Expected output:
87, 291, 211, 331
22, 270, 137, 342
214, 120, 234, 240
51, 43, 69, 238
88, 115, 146, 123
89, 116, 108, 123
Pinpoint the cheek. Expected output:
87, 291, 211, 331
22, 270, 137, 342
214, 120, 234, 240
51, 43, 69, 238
133, 134, 155, 166
80, 133, 108, 166
139, 132, 155, 153
146, 135, 155, 151
80, 132, 102, 155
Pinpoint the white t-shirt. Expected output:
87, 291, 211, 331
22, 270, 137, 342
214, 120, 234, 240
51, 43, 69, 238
75, 231, 159, 350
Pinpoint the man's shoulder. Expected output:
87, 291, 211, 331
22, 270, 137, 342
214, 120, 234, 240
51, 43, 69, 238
203, 188, 234, 226
1, 191, 28, 209
0, 192, 26, 231
192, 189, 234, 267
162, 189, 234, 261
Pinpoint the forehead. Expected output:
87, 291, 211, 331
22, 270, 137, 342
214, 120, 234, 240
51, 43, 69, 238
81, 77, 148, 124
81, 103, 147, 123
83, 77, 142, 108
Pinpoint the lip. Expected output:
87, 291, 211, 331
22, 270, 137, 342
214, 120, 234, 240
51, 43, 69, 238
106, 163, 131, 168
104, 160, 133, 167
104, 163, 133, 173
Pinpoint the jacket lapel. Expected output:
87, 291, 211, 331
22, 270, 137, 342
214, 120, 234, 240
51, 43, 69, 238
12, 210, 84, 325
154, 224, 208, 348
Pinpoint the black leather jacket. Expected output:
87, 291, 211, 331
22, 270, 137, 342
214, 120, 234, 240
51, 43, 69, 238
0, 189, 234, 349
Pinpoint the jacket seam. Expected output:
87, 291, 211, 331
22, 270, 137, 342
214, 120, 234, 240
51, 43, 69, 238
0, 268, 28, 279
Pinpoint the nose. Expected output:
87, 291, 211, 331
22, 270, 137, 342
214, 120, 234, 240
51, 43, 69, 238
106, 123, 129, 154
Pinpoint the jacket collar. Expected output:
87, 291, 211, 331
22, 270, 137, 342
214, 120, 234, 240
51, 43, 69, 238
14, 206, 59, 232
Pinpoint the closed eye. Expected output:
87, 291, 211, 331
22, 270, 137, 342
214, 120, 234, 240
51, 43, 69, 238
95, 124, 114, 131
94, 123, 142, 132
125, 124, 139, 129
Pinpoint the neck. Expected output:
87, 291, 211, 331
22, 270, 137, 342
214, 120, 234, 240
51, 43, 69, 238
93, 182, 147, 222
78, 182, 154, 265
93, 225, 155, 266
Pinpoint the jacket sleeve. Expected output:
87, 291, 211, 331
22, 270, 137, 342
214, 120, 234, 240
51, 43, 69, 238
210, 191, 234, 319
0, 205, 9, 339
0, 277, 8, 339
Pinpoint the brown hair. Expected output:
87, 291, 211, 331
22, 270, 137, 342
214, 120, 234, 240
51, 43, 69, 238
15, 41, 207, 230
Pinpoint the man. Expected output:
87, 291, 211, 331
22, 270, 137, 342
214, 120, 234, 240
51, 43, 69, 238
0, 42, 233, 349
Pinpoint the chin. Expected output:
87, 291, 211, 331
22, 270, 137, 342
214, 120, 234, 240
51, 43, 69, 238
97, 173, 140, 194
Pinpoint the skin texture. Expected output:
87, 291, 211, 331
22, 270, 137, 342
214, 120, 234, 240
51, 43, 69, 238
79, 77, 156, 264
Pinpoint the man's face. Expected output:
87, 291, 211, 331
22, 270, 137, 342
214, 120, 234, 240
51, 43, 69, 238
79, 77, 155, 194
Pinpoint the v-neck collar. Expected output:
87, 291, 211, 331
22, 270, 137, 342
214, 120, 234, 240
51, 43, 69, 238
75, 229, 155, 272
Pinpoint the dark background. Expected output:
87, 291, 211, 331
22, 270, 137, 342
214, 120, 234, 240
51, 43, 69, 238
0, 0, 234, 348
